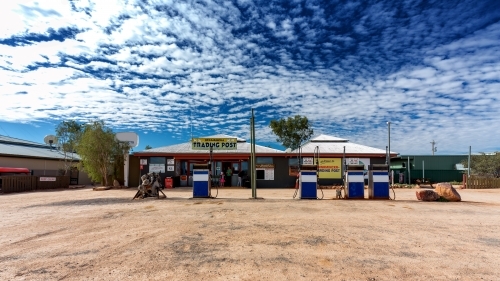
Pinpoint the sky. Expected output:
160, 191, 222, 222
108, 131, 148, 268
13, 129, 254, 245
1, 0, 499, 155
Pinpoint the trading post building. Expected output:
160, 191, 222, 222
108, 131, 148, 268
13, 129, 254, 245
131, 134, 396, 188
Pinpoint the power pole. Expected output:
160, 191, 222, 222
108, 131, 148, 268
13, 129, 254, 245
430, 140, 437, 155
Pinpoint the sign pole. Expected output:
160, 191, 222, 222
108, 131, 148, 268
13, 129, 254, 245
251, 108, 257, 199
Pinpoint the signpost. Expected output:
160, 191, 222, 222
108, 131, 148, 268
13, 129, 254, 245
191, 138, 237, 150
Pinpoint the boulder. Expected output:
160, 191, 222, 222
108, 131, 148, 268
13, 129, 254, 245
113, 179, 120, 187
416, 190, 439, 201
435, 182, 461, 202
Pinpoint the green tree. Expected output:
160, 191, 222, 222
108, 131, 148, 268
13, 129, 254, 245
76, 121, 130, 186
145, 145, 152, 150
55, 120, 82, 175
269, 115, 314, 150
462, 152, 500, 177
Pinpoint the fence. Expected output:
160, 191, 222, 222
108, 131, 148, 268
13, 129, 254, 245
0, 176, 70, 194
467, 176, 500, 189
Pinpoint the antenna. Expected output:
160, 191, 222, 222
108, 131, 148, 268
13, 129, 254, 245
43, 135, 58, 148
116, 132, 139, 148
431, 140, 437, 155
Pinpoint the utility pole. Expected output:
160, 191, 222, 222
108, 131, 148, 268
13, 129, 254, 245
431, 140, 437, 155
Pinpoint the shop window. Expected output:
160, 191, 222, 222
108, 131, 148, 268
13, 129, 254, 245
256, 157, 273, 164
289, 158, 299, 176
150, 157, 166, 164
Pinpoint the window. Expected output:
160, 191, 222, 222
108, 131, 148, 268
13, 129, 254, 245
256, 170, 265, 180
256, 157, 273, 164
288, 158, 299, 176
150, 157, 166, 164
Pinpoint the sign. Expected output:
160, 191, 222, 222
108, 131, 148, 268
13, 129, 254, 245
302, 157, 313, 165
318, 158, 342, 179
256, 164, 274, 168
347, 158, 370, 179
140, 159, 147, 165
167, 159, 174, 165
167, 166, 174, 171
256, 167, 275, 180
150, 164, 165, 173
40, 177, 56, 181
191, 138, 237, 150
140, 165, 143, 170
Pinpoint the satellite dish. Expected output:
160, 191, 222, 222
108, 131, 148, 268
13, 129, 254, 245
285, 148, 292, 153
116, 132, 139, 148
44, 135, 58, 147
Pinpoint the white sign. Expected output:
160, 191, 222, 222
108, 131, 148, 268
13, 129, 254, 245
167, 159, 174, 165
167, 166, 174, 171
150, 164, 165, 173
40, 177, 56, 181
140, 159, 147, 165
302, 157, 313, 165
347, 158, 359, 165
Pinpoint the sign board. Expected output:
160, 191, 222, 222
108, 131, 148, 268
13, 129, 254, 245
347, 158, 370, 179
302, 157, 313, 165
40, 177, 56, 181
318, 158, 342, 179
140, 159, 147, 165
150, 164, 165, 173
167, 159, 174, 165
167, 166, 174, 171
191, 138, 237, 150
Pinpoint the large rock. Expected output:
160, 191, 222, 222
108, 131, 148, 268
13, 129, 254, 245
435, 182, 461, 202
416, 190, 439, 201
113, 179, 120, 187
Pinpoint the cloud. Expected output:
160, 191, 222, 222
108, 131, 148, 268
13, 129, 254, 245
1, 0, 499, 154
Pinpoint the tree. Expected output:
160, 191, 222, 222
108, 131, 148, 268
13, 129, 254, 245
145, 145, 152, 150
55, 120, 82, 175
269, 115, 314, 150
462, 152, 500, 178
76, 121, 130, 186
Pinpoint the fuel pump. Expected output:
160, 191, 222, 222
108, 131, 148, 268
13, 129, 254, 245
192, 163, 212, 198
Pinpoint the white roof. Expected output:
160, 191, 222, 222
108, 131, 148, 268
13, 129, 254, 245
310, 134, 348, 142
135, 134, 282, 154
293, 134, 395, 155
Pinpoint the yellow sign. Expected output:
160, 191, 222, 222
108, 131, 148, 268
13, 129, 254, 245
318, 158, 342, 179
191, 138, 237, 150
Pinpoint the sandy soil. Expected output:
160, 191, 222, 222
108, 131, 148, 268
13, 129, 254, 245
1, 186, 500, 281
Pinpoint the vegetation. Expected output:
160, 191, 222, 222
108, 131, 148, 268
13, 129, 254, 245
76, 121, 130, 186
55, 120, 82, 175
462, 152, 500, 178
269, 115, 314, 150
145, 145, 152, 150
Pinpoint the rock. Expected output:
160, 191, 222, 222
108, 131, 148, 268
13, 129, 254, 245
435, 182, 461, 202
113, 179, 120, 187
416, 190, 439, 201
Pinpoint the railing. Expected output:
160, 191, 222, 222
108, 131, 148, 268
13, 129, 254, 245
467, 176, 500, 189
0, 176, 70, 194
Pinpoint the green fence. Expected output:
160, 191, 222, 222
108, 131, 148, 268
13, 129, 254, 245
394, 170, 463, 184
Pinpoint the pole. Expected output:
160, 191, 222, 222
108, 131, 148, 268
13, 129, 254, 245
467, 146, 471, 189
407, 156, 410, 184
251, 108, 257, 198
387, 121, 391, 182
124, 151, 130, 187
422, 160, 424, 179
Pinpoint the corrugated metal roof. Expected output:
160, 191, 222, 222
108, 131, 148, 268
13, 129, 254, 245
310, 134, 348, 142
0, 134, 80, 160
0, 135, 47, 147
135, 139, 283, 154
294, 134, 395, 155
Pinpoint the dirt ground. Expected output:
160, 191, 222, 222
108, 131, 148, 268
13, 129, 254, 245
1, 186, 500, 281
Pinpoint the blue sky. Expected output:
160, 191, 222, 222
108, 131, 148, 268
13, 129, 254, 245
1, 0, 499, 154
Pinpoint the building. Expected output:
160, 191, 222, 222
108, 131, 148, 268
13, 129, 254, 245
390, 155, 468, 184
0, 135, 92, 185
132, 134, 396, 188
